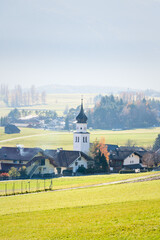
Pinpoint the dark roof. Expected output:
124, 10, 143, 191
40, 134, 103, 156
110, 148, 146, 161
45, 149, 93, 168
106, 144, 118, 152
76, 99, 88, 123
26, 154, 57, 168
118, 146, 146, 152
0, 147, 42, 161
5, 124, 20, 134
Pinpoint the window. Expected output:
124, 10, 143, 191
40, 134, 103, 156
78, 137, 79, 142
75, 162, 78, 166
41, 159, 45, 166
83, 137, 87, 143
13, 160, 18, 164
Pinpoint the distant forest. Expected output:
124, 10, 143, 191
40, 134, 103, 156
67, 93, 160, 130
0, 84, 46, 107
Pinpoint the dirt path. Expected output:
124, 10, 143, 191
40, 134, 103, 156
54, 173, 160, 192
0, 132, 57, 143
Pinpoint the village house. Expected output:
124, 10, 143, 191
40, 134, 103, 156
109, 146, 147, 172
5, 124, 20, 134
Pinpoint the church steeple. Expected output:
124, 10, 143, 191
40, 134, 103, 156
73, 98, 90, 154
76, 98, 88, 123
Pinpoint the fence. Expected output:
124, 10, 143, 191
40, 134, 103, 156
0, 179, 53, 196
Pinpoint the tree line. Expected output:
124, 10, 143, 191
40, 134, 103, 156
64, 94, 160, 130
0, 84, 46, 107
87, 95, 160, 129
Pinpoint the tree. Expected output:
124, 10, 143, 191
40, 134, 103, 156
8, 167, 20, 178
125, 139, 136, 147
8, 108, 21, 120
64, 116, 69, 130
153, 134, 160, 151
90, 137, 109, 172
142, 152, 160, 168
19, 166, 27, 178
41, 91, 46, 105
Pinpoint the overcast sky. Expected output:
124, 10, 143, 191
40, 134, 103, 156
0, 0, 160, 90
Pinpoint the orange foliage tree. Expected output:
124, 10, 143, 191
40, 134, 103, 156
90, 137, 110, 172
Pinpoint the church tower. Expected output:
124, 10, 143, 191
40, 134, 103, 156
73, 98, 90, 154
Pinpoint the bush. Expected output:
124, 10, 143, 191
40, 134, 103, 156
77, 166, 87, 174
8, 167, 20, 179
19, 166, 28, 179
86, 168, 96, 174
119, 169, 135, 174
0, 172, 9, 180
43, 173, 55, 179
62, 170, 72, 176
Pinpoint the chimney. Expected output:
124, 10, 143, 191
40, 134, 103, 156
16, 145, 24, 155
57, 148, 63, 153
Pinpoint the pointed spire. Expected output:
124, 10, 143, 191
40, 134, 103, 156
76, 97, 88, 123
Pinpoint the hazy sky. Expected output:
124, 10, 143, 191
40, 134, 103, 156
0, 0, 160, 90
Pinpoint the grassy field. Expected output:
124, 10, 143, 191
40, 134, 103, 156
0, 172, 159, 196
0, 178, 160, 239
0, 127, 160, 149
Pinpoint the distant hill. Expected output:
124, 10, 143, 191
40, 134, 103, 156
37, 84, 130, 94
37, 84, 160, 97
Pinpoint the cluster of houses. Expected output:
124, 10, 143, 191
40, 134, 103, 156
0, 99, 154, 177
5, 114, 66, 132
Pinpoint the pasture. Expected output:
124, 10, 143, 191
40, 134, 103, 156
0, 127, 160, 149
0, 178, 160, 239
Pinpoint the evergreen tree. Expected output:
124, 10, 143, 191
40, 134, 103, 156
153, 134, 160, 151
64, 116, 70, 130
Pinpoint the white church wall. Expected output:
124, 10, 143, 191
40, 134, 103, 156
73, 132, 90, 154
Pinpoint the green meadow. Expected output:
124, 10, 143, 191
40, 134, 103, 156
0, 127, 160, 149
0, 178, 160, 239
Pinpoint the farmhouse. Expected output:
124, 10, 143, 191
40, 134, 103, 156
0, 146, 56, 177
45, 149, 93, 174
5, 124, 20, 134
109, 146, 147, 172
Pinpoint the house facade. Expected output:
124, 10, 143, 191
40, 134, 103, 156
109, 147, 147, 172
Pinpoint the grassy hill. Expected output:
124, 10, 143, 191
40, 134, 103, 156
0, 176, 160, 239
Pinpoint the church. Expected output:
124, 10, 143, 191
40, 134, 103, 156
0, 100, 94, 177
